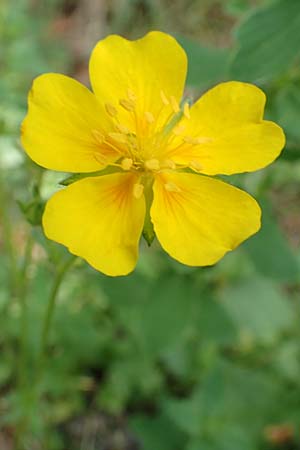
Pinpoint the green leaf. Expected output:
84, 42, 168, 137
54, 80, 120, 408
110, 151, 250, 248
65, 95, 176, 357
197, 296, 237, 345
18, 198, 44, 226
220, 277, 295, 345
243, 202, 299, 282
130, 414, 185, 450
176, 35, 229, 88
275, 82, 300, 142
230, 0, 300, 81
164, 361, 278, 439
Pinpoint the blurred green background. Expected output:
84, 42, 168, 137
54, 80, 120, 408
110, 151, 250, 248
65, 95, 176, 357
1, 0, 300, 449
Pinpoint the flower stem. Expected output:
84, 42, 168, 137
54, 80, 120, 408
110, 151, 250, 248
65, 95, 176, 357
18, 232, 34, 387
38, 254, 77, 375
0, 176, 18, 297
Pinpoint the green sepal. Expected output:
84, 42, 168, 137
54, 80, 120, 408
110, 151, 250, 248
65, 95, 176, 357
143, 216, 155, 246
142, 175, 156, 246
17, 187, 45, 226
60, 166, 120, 186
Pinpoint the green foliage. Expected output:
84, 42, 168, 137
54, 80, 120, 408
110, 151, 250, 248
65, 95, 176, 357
177, 35, 229, 88
230, 0, 300, 82
1, 0, 300, 449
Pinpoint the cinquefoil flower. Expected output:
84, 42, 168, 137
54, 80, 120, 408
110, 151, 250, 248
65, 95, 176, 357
21, 32, 285, 276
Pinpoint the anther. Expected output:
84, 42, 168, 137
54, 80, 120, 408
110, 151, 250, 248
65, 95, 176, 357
145, 159, 160, 171
92, 129, 105, 144
105, 103, 118, 117
183, 102, 190, 119
160, 90, 169, 106
173, 125, 185, 136
127, 89, 137, 102
116, 123, 130, 134
189, 160, 202, 172
108, 132, 128, 144
164, 182, 181, 193
145, 111, 155, 124
170, 96, 180, 113
121, 157, 133, 171
133, 183, 144, 199
184, 136, 213, 145
119, 98, 135, 112
162, 159, 176, 170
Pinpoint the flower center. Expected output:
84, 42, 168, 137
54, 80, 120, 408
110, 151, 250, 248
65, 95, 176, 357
93, 88, 212, 197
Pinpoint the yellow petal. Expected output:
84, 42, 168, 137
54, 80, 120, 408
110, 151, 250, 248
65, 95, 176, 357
89, 31, 187, 133
166, 82, 285, 175
43, 173, 145, 276
21, 74, 118, 172
151, 172, 261, 266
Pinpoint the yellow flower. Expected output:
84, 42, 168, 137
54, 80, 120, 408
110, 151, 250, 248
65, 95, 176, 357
21, 31, 285, 276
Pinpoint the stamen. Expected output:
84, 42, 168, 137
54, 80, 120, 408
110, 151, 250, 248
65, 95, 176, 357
92, 129, 105, 144
164, 182, 181, 193
108, 132, 128, 144
145, 159, 160, 171
162, 159, 176, 170
94, 153, 108, 165
121, 157, 133, 171
119, 98, 135, 112
116, 123, 130, 134
160, 90, 169, 106
183, 136, 213, 145
197, 137, 213, 144
133, 183, 144, 199
189, 160, 202, 172
145, 111, 155, 124
173, 125, 185, 136
170, 96, 180, 113
183, 102, 190, 119
105, 103, 118, 117
127, 89, 137, 102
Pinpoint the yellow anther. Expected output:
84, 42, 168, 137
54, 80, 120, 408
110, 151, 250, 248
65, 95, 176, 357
108, 132, 128, 144
116, 123, 130, 134
183, 136, 200, 145
119, 98, 135, 112
197, 137, 213, 144
133, 183, 144, 199
160, 90, 169, 106
145, 159, 160, 171
184, 136, 213, 145
105, 103, 118, 117
145, 111, 155, 124
92, 129, 105, 144
162, 159, 176, 170
121, 157, 133, 171
127, 88, 137, 102
164, 182, 181, 193
189, 160, 203, 172
170, 96, 180, 113
183, 102, 190, 119
173, 125, 185, 136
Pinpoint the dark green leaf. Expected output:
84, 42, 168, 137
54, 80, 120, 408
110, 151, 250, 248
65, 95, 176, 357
176, 35, 229, 88
243, 202, 299, 282
230, 0, 300, 81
